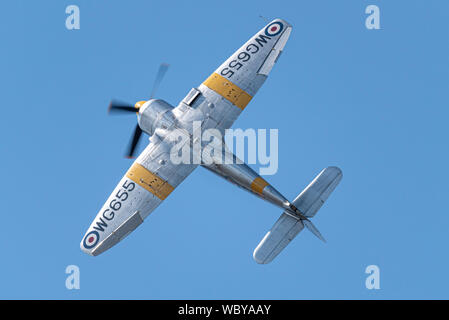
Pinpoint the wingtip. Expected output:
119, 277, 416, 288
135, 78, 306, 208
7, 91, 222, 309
272, 18, 292, 28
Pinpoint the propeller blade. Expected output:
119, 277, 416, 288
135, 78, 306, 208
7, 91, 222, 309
125, 124, 143, 159
108, 100, 136, 114
149, 63, 169, 99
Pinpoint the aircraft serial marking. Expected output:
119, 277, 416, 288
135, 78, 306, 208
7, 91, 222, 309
83, 178, 136, 247
219, 21, 284, 79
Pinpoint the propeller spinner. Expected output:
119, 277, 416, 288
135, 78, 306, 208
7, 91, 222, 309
108, 63, 169, 158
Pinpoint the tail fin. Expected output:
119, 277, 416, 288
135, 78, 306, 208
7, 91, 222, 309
303, 219, 326, 243
253, 167, 342, 264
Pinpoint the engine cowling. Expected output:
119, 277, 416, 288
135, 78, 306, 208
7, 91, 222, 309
138, 99, 175, 136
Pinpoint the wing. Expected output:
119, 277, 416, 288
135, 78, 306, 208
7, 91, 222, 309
193, 18, 292, 131
80, 129, 197, 256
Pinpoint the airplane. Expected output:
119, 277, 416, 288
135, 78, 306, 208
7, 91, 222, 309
80, 18, 343, 264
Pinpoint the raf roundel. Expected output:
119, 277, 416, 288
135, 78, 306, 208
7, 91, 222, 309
83, 230, 100, 249
265, 21, 284, 37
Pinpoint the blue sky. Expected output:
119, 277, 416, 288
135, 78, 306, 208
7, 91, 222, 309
0, 0, 448, 299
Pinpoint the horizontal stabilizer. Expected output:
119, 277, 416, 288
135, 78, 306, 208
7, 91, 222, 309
253, 167, 342, 264
253, 213, 304, 264
294, 166, 342, 218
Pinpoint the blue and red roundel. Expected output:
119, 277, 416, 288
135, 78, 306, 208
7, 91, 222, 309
265, 21, 284, 37
83, 230, 99, 249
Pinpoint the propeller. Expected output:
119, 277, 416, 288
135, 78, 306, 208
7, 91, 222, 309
108, 63, 170, 158
150, 63, 169, 99
125, 125, 143, 159
108, 101, 137, 114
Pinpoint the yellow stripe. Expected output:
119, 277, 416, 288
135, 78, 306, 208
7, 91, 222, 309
251, 177, 269, 195
126, 163, 174, 200
203, 73, 252, 110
